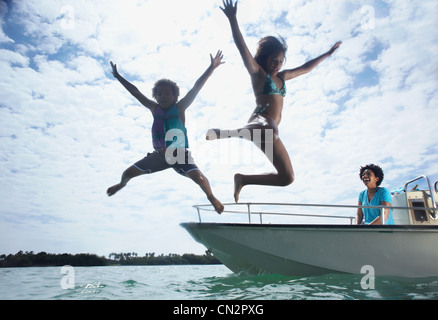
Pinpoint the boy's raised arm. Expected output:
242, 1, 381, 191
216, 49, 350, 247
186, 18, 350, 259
111, 61, 157, 111
178, 51, 224, 111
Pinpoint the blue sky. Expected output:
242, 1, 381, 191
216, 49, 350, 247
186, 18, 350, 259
1, 0, 437, 256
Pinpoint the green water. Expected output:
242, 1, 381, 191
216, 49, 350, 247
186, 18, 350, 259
1, 264, 437, 300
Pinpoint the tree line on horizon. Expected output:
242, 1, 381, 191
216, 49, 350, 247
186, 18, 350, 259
0, 250, 221, 268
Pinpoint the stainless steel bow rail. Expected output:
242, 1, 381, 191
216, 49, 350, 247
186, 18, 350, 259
193, 175, 438, 225
192, 202, 438, 225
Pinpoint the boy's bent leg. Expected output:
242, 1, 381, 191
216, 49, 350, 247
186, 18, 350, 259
107, 150, 170, 196
107, 165, 144, 196
185, 170, 224, 214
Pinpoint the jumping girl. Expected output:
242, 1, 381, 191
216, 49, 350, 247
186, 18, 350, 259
207, 0, 341, 202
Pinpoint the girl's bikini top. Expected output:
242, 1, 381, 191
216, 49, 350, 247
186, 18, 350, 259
259, 74, 286, 97
151, 105, 188, 150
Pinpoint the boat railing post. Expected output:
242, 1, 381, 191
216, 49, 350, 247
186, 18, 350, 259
196, 207, 202, 223
247, 203, 251, 224
380, 207, 385, 225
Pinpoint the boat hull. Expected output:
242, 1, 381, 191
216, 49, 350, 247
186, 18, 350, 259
181, 223, 438, 277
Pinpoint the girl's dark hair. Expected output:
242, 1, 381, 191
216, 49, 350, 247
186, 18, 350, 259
152, 79, 180, 100
254, 36, 288, 70
359, 164, 384, 186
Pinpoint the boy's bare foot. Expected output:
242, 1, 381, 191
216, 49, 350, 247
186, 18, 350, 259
206, 129, 220, 140
208, 195, 224, 214
107, 183, 126, 196
233, 173, 244, 203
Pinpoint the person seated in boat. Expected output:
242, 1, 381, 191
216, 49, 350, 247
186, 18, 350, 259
357, 164, 395, 225
107, 51, 225, 214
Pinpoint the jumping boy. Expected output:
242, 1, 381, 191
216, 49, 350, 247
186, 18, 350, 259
107, 51, 225, 213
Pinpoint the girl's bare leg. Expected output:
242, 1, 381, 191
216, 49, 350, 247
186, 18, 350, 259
186, 170, 224, 213
233, 137, 294, 202
107, 165, 144, 196
207, 114, 293, 202
206, 128, 243, 140
207, 114, 278, 143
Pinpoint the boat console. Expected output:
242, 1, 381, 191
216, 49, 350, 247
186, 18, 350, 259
392, 175, 438, 225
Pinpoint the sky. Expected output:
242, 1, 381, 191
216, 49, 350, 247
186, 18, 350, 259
0, 0, 437, 256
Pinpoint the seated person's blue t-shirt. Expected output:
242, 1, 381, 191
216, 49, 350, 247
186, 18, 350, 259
358, 187, 395, 224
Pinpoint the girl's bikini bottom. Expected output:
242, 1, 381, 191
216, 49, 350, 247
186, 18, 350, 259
246, 112, 279, 143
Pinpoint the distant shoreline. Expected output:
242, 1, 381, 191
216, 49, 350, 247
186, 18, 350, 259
0, 251, 222, 268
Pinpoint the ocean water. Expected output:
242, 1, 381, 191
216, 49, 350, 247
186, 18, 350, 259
1, 264, 438, 300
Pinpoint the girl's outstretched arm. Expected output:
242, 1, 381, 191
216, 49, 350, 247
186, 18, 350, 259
178, 50, 224, 111
280, 41, 342, 81
221, 0, 260, 75
110, 61, 157, 111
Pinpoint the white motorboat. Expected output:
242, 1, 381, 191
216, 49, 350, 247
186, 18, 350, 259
181, 175, 438, 278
